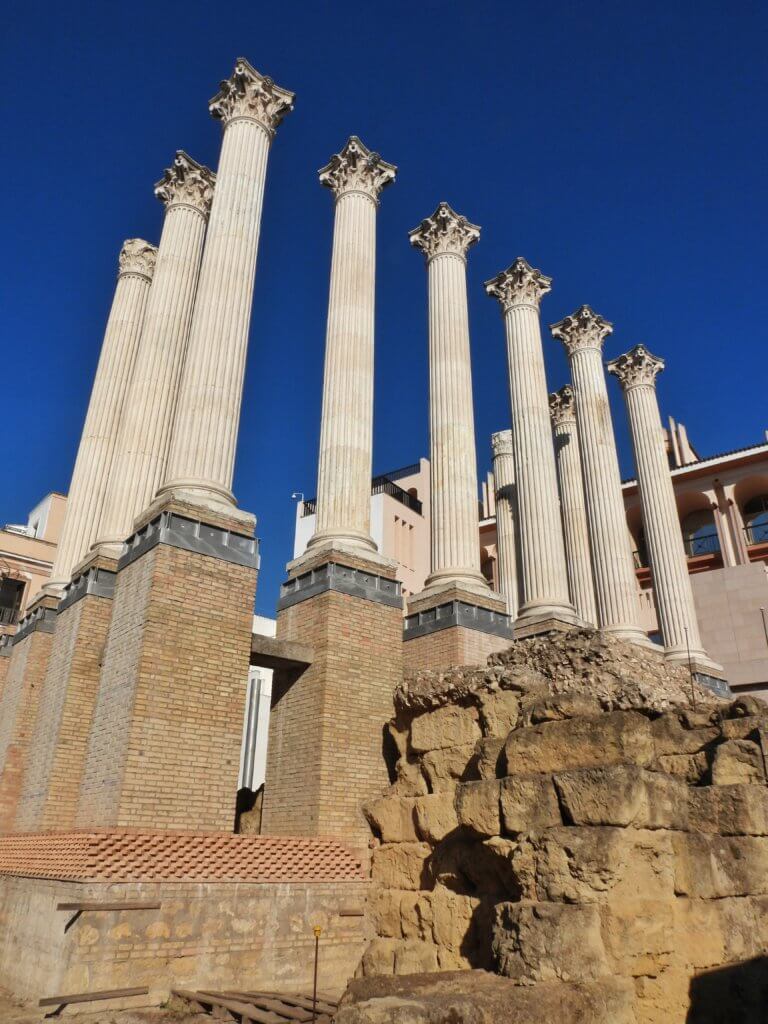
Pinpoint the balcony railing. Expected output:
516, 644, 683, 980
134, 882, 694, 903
301, 477, 423, 518
684, 531, 721, 558
0, 606, 20, 626
745, 523, 768, 546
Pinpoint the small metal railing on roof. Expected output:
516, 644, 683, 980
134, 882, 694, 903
684, 531, 721, 557
301, 476, 422, 518
745, 523, 768, 546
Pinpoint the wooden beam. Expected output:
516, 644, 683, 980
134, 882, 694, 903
56, 901, 162, 911
250, 634, 313, 671
39, 987, 149, 1007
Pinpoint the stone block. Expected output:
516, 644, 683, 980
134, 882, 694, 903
477, 690, 519, 738
598, 899, 675, 977
655, 750, 710, 784
475, 737, 504, 780
493, 900, 610, 983
554, 765, 688, 830
371, 843, 432, 891
711, 739, 765, 785
500, 774, 561, 834
429, 887, 480, 952
650, 712, 719, 755
367, 888, 403, 939
688, 784, 768, 836
455, 780, 501, 836
399, 892, 433, 942
503, 711, 654, 776
413, 793, 459, 843
364, 797, 418, 844
410, 704, 481, 754
393, 939, 440, 975
672, 834, 768, 898
421, 744, 478, 793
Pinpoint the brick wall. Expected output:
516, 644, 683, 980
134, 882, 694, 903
15, 595, 113, 832
403, 625, 511, 672
263, 588, 402, 847
76, 543, 256, 832
0, 630, 55, 833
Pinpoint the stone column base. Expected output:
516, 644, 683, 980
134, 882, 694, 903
403, 586, 513, 671
262, 549, 403, 853
512, 613, 584, 640
75, 498, 258, 833
14, 555, 118, 833
0, 595, 58, 833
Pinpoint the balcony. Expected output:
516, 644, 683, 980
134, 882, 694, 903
683, 531, 721, 558
745, 522, 768, 547
301, 476, 423, 518
0, 605, 20, 627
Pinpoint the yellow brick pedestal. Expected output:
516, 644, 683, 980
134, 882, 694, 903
261, 551, 403, 851
402, 586, 513, 671
0, 595, 58, 833
14, 556, 118, 832
74, 499, 258, 833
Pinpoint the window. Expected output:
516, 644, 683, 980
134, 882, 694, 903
744, 494, 768, 546
681, 510, 720, 557
0, 577, 25, 626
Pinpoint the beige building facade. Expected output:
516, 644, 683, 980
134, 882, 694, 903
0, 494, 67, 636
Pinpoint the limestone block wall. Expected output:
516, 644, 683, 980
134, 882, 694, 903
0, 876, 368, 1005
362, 629, 768, 1024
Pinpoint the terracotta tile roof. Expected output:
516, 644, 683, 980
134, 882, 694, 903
0, 830, 365, 883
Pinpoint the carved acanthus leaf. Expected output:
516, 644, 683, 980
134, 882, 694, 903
409, 202, 480, 261
549, 385, 577, 426
607, 345, 665, 390
155, 151, 215, 215
319, 136, 396, 202
118, 239, 157, 280
485, 257, 552, 310
209, 58, 295, 135
491, 430, 515, 458
551, 305, 613, 355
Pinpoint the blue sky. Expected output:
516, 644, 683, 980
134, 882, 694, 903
2, 1, 766, 614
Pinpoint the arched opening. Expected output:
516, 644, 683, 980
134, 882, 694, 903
743, 494, 768, 546
681, 509, 720, 558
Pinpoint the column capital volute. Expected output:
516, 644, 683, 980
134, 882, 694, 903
409, 202, 480, 263
319, 136, 396, 204
154, 151, 216, 217
485, 257, 552, 312
209, 57, 295, 136
607, 344, 665, 391
118, 238, 157, 281
551, 304, 613, 356
491, 429, 515, 458
549, 384, 577, 427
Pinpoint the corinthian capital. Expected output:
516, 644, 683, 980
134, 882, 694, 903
485, 257, 552, 311
607, 345, 665, 391
491, 429, 515, 458
209, 57, 295, 135
409, 202, 480, 262
155, 151, 216, 216
319, 136, 396, 203
118, 239, 157, 281
551, 305, 613, 356
549, 385, 577, 426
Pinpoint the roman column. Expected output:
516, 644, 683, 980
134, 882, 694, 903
94, 153, 215, 556
549, 385, 598, 626
307, 137, 396, 556
160, 58, 295, 512
409, 203, 488, 595
491, 430, 519, 618
608, 346, 722, 671
486, 258, 577, 628
551, 306, 648, 644
44, 239, 157, 595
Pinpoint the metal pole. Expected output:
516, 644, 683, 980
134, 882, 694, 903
684, 626, 697, 710
760, 607, 768, 649
312, 925, 322, 1021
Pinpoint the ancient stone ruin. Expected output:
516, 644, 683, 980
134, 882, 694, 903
343, 630, 768, 1023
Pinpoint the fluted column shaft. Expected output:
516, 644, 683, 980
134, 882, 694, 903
609, 347, 709, 663
310, 138, 396, 552
95, 155, 214, 555
550, 388, 598, 626
491, 431, 519, 617
45, 240, 156, 594
161, 60, 294, 509
552, 307, 646, 643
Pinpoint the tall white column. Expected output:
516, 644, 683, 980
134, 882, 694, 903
551, 306, 648, 644
44, 239, 156, 595
161, 58, 295, 512
486, 259, 577, 627
491, 430, 519, 618
94, 153, 215, 556
308, 137, 396, 556
549, 385, 598, 626
409, 203, 488, 595
607, 346, 722, 671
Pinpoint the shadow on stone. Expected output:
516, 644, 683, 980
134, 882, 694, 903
686, 956, 768, 1023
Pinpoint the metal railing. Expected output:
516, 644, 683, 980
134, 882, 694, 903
745, 523, 768, 546
301, 477, 423, 518
0, 606, 20, 626
683, 531, 721, 557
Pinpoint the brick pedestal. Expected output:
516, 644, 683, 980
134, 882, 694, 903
14, 558, 117, 832
0, 596, 58, 833
261, 552, 403, 849
0, 636, 12, 702
75, 499, 258, 833
402, 586, 513, 671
